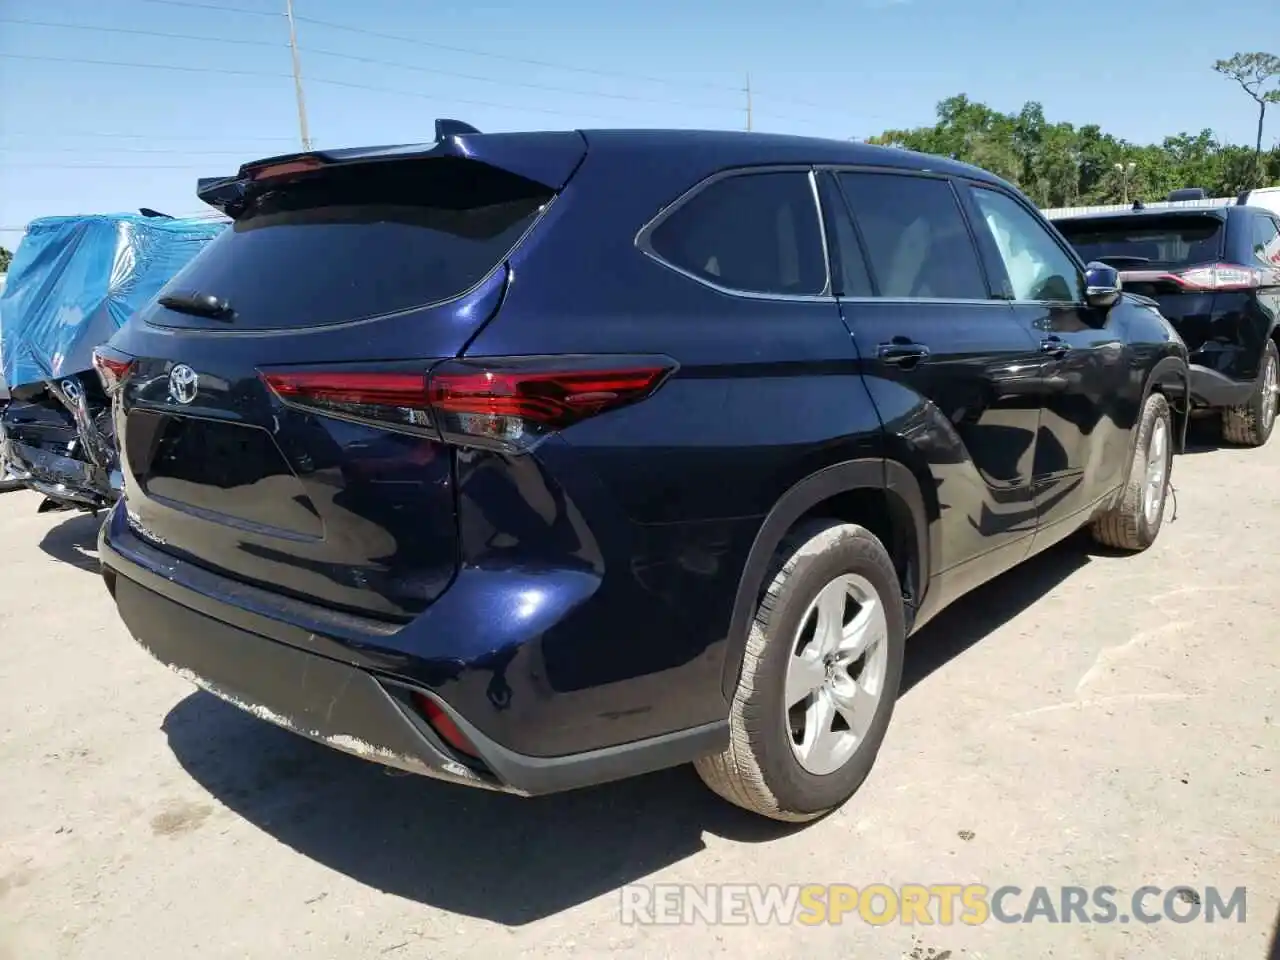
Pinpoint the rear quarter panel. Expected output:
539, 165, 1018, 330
450, 145, 898, 754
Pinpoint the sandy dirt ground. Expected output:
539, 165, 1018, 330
1, 423, 1277, 960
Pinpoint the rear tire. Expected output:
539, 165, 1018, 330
1222, 340, 1279, 448
695, 520, 905, 822
1090, 391, 1172, 552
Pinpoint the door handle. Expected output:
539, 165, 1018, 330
1040, 337, 1069, 356
877, 341, 930, 367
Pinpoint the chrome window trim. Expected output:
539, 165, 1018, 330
634, 165, 834, 302
839, 296, 1002, 306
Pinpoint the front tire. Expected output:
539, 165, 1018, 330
1090, 391, 1173, 552
1222, 339, 1279, 447
695, 520, 905, 821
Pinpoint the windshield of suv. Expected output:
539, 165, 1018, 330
1055, 214, 1224, 268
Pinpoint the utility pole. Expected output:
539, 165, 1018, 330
285, 0, 313, 150
745, 73, 752, 132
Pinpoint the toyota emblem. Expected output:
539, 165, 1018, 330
168, 364, 199, 405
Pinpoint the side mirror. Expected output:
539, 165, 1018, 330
1084, 262, 1122, 309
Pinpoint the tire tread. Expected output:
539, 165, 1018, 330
695, 519, 900, 821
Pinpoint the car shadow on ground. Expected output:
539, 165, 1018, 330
901, 534, 1090, 692
162, 536, 1093, 924
37, 510, 103, 573
1178, 413, 1240, 456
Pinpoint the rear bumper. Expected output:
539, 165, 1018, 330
99, 511, 727, 796
1188, 364, 1254, 409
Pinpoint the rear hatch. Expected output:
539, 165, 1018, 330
106, 133, 585, 620
1054, 211, 1233, 351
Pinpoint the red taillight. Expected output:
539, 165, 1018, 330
410, 692, 480, 760
92, 346, 134, 393
1122, 263, 1262, 291
260, 369, 435, 436
261, 356, 676, 452
427, 357, 674, 450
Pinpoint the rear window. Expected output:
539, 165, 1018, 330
1055, 215, 1224, 268
153, 157, 552, 329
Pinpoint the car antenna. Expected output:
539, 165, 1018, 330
1132, 200, 1145, 211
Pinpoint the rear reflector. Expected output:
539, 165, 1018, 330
410, 692, 480, 760
1120, 263, 1263, 291
92, 346, 135, 393
261, 355, 676, 453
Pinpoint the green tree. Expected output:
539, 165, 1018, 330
1213, 52, 1280, 187
868, 93, 1280, 207
0, 246, 11, 273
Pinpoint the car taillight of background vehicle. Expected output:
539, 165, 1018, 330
261, 355, 678, 454
1121, 263, 1265, 291
92, 346, 135, 393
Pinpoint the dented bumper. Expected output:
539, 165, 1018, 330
105, 565, 508, 791
99, 514, 727, 797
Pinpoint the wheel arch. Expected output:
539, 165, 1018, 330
719, 458, 929, 701
1141, 353, 1191, 455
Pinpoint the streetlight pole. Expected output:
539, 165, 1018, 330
1114, 161, 1136, 204
285, 0, 313, 150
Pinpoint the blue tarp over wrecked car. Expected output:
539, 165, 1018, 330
0, 214, 224, 390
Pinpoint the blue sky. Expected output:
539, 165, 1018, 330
2, 0, 1278, 251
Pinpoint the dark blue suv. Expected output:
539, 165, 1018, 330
97, 126, 1189, 821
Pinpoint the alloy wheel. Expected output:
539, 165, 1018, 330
784, 573, 889, 776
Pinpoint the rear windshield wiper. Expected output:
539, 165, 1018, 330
158, 291, 233, 319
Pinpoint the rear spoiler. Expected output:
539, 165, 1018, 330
196, 119, 587, 217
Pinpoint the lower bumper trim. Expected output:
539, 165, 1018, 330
107, 565, 729, 797
1188, 364, 1254, 409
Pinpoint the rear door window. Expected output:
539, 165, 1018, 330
645, 171, 828, 296
969, 186, 1085, 303
836, 172, 988, 300
1054, 215, 1225, 269
151, 157, 553, 330
1252, 216, 1280, 267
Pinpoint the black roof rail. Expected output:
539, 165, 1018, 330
139, 208, 174, 219
435, 119, 481, 140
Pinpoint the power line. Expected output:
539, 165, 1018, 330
289, 11, 747, 96
303, 46, 739, 112
0, 17, 739, 113
0, 53, 640, 123
0, 145, 259, 155
284, 8, 875, 116
0, 163, 219, 169
1, 131, 297, 142
137, 0, 282, 18
128, 0, 885, 119
0, 16, 284, 49
0, 51, 291, 81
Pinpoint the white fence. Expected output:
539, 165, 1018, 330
1041, 196, 1237, 220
